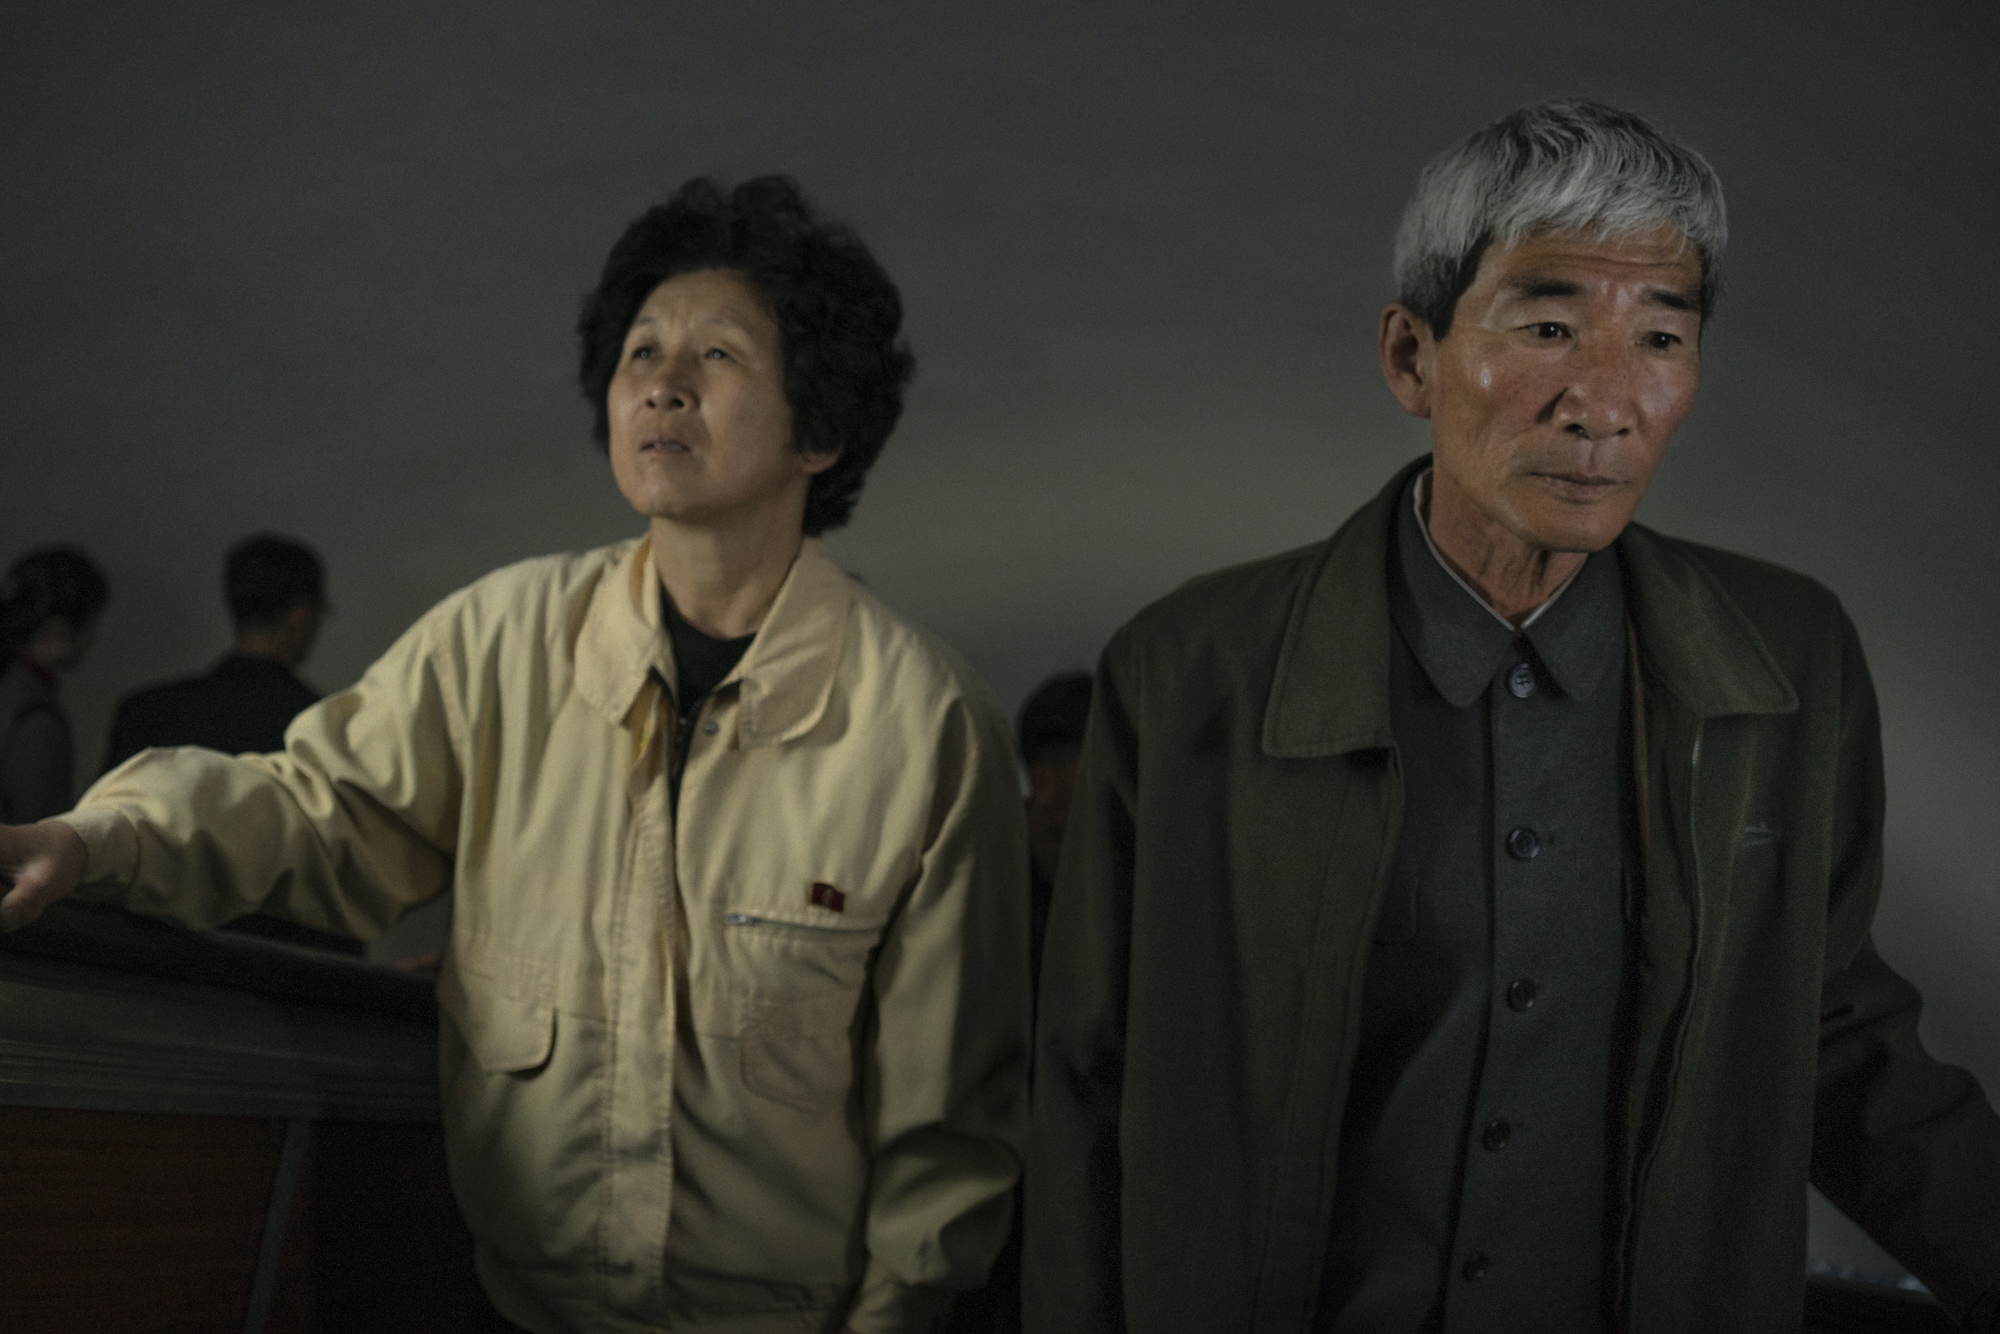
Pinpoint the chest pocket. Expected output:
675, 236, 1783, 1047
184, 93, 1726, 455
694, 907, 891, 1112
1731, 823, 1783, 895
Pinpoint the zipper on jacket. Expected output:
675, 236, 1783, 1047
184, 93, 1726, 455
1686, 725, 1704, 903
1624, 720, 1705, 1328
723, 912, 875, 934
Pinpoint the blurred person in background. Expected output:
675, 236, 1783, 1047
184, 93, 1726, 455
1017, 670, 1092, 990
949, 669, 1094, 1334
0, 547, 108, 824
99, 534, 353, 954
104, 532, 327, 769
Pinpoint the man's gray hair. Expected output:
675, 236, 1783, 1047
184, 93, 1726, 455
1394, 100, 1727, 336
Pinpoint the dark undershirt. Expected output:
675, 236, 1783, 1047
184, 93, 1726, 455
662, 592, 754, 727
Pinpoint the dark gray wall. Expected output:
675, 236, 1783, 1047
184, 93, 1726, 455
5, 0, 1996, 1278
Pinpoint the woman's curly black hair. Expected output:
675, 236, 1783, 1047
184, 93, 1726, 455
577, 176, 916, 536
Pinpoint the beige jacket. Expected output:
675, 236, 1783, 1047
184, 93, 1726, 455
61, 536, 1031, 1334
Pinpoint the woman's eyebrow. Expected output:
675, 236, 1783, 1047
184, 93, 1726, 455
691, 311, 757, 334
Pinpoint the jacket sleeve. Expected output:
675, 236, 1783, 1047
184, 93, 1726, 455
847, 688, 1032, 1334
1023, 640, 1137, 1334
55, 606, 465, 941
1811, 614, 2000, 1324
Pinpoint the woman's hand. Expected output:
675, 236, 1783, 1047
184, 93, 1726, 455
0, 819, 87, 931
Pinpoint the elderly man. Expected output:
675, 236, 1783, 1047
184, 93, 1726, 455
2, 177, 1029, 1334
1025, 101, 2000, 1333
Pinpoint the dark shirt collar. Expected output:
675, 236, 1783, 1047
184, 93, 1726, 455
1390, 471, 1624, 707
661, 589, 755, 718
219, 651, 294, 672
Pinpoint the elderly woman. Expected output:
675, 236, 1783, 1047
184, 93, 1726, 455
1, 178, 1030, 1334
0, 546, 108, 824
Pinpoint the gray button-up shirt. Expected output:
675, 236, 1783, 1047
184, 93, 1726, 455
1319, 474, 1634, 1332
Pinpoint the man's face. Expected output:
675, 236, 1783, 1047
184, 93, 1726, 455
1404, 227, 1704, 555
606, 269, 833, 532
288, 600, 325, 666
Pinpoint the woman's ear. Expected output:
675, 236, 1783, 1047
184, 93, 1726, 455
796, 446, 842, 478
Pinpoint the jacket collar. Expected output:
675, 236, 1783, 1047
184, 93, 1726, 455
1264, 460, 1419, 757
575, 535, 854, 747
1615, 522, 1798, 719
1265, 456, 1798, 757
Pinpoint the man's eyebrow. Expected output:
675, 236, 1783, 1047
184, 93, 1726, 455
1501, 276, 1701, 314
1503, 276, 1583, 301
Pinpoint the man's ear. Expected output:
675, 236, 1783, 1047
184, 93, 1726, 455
1379, 304, 1436, 420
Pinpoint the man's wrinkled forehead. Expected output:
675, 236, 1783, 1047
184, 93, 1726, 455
1488, 226, 1705, 312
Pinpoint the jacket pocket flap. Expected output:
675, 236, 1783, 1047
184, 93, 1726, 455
439, 963, 556, 1074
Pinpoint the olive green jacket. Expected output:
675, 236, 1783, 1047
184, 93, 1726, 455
1024, 460, 2000, 1332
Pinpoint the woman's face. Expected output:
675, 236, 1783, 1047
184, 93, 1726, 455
605, 269, 835, 536
25, 616, 96, 673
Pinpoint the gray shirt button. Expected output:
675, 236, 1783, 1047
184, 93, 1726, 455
1508, 662, 1536, 698
701, 720, 719, 737
1506, 826, 1541, 860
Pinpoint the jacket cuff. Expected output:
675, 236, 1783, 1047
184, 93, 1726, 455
844, 1257, 952, 1334
50, 807, 138, 889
